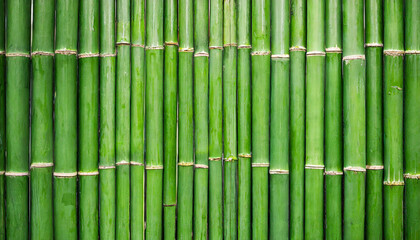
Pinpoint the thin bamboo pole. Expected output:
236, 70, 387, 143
5, 0, 30, 239
342, 0, 366, 238
131, 0, 145, 238
365, 0, 383, 238
31, 0, 55, 239
0, 0, 4, 237
324, 0, 342, 238
269, 0, 289, 238
54, 0, 79, 239
404, 0, 420, 238
251, 0, 270, 238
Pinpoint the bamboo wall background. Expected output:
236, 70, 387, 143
0, 0, 419, 239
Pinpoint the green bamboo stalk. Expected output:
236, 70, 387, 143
289, 0, 306, 238
208, 0, 223, 238
365, 0, 383, 238
269, 0, 289, 238
131, 0, 145, 238
342, 0, 366, 238
251, 0, 270, 238
5, 0, 30, 239
194, 0, 209, 239
31, 0, 55, 239
99, 0, 116, 239
145, 0, 164, 238
177, 0, 194, 238
404, 0, 420, 238
305, 0, 325, 238
79, 0, 99, 238
324, 0, 342, 238
0, 0, 4, 237
54, 0, 78, 239
163, 0, 178, 237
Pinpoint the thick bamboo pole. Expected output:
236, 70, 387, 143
0, 0, 4, 237
365, 0, 383, 238
31, 0, 55, 239
208, 0, 223, 238
305, 0, 325, 238
5, 0, 30, 239
99, 0, 116, 239
324, 0, 342, 238
251, 0, 270, 238
342, 0, 366, 238
269, 0, 289, 238
404, 0, 420, 238
78, 0, 100, 238
54, 1, 79, 239
130, 0, 145, 238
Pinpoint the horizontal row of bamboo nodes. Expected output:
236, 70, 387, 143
0, 0, 419, 239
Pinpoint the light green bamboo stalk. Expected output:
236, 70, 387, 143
5, 0, 30, 239
0, 0, 4, 237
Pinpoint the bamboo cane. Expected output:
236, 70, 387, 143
289, 0, 306, 238
251, 0, 270, 238
131, 0, 145, 239
99, 0, 116, 239
145, 0, 164, 238
305, 0, 325, 238
208, 0, 223, 238
5, 0, 30, 239
194, 0, 209, 239
31, 0, 55, 239
79, 0, 100, 238
54, 0, 79, 239
0, 0, 4, 237
324, 0, 342, 238
365, 0, 383, 238
342, 0, 366, 238
404, 0, 420, 238
269, 0, 289, 238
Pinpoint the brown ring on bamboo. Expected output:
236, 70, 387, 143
305, 164, 324, 170
343, 55, 365, 61
238, 153, 252, 158
209, 46, 223, 50
145, 46, 164, 50
383, 50, 405, 57
178, 162, 194, 166
165, 41, 179, 46
307, 51, 326, 56
383, 181, 405, 186
31, 51, 55, 56
251, 163, 269, 167
366, 165, 384, 170
116, 42, 131, 46
195, 164, 209, 169
179, 48, 194, 52
405, 50, 420, 55
324, 171, 343, 175
194, 52, 209, 57
208, 157, 222, 161
5, 171, 29, 176
289, 46, 306, 52
404, 173, 420, 179
269, 169, 289, 174
0, 51, 5, 55
5, 52, 31, 58
55, 49, 77, 55
238, 45, 252, 49
116, 161, 130, 166
365, 43, 384, 47
78, 171, 99, 176
163, 203, 177, 207
131, 44, 145, 48
100, 53, 117, 57
224, 43, 237, 47
30, 162, 54, 169
343, 166, 366, 172
251, 51, 271, 56
271, 54, 289, 59
78, 53, 100, 58
130, 161, 144, 166
0, 171, 4, 175
224, 157, 237, 162
325, 47, 342, 53
54, 172, 77, 177
145, 165, 164, 169
99, 165, 116, 170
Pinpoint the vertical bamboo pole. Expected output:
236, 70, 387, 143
324, 0, 342, 238
145, 0, 164, 238
289, 0, 306, 238
208, 0, 223, 238
305, 0, 325, 238
404, 0, 420, 238
78, 0, 100, 238
0, 0, 4, 237
269, 0, 289, 238
251, 0, 270, 238
131, 0, 145, 239
99, 0, 116, 239
194, 0, 209, 239
383, 0, 404, 239
365, 0, 383, 238
5, 0, 30, 239
342, 0, 366, 238
54, 0, 79, 239
31, 0, 55, 239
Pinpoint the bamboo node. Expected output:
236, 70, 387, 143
224, 157, 237, 162
146, 46, 164, 50
366, 165, 384, 170
391, 86, 403, 91
5, 171, 29, 176
365, 43, 384, 47
269, 169, 289, 174
289, 46, 306, 52
307, 51, 326, 56
0, 51, 5, 55
195, 164, 209, 169
98, 165, 116, 170
194, 52, 209, 57
163, 203, 177, 207
384, 50, 405, 57
252, 163, 269, 167
165, 41, 179, 46
131, 44, 145, 48
238, 154, 252, 158
208, 157, 222, 161
30, 162, 54, 169
6, 52, 31, 58
145, 165, 164, 170
54, 172, 77, 177
343, 55, 365, 61
55, 49, 77, 55
324, 171, 343, 175
238, 45, 252, 49
343, 166, 366, 172
116, 161, 130, 166
224, 43, 238, 47
325, 47, 342, 53
271, 54, 290, 59
405, 50, 420, 55
130, 161, 144, 166
179, 48, 194, 52
178, 162, 194, 166
116, 42, 131, 46
305, 164, 324, 170
404, 173, 420, 179
78, 171, 99, 176
209, 46, 223, 50
383, 181, 405, 186
31, 51, 55, 56
78, 53, 100, 58
251, 51, 271, 56
100, 53, 116, 57
0, 171, 4, 175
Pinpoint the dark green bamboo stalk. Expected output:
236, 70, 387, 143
324, 0, 342, 238
145, 0, 164, 238
251, 0, 270, 238
365, 0, 383, 238
54, 0, 79, 239
31, 0, 55, 239
163, 0, 178, 237
289, 0, 306, 239
194, 0, 209, 239
404, 0, 420, 238
0, 0, 4, 237
305, 0, 325, 238
269, 0, 289, 238
79, 0, 99, 238
383, 1, 404, 239
99, 0, 116, 239
342, 0, 366, 238
5, 0, 30, 239
208, 0, 223, 238
131, 0, 145, 239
